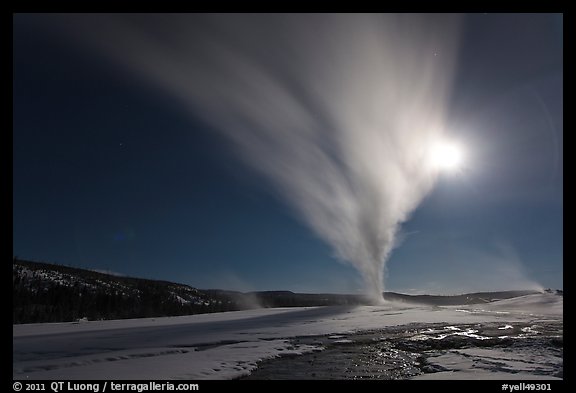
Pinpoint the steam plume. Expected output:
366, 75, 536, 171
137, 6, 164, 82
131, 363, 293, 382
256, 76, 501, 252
46, 13, 461, 303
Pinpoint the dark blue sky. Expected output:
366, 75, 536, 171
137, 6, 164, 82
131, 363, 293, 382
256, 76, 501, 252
13, 13, 562, 294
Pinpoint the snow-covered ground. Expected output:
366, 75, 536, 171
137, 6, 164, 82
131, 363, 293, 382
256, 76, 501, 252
13, 293, 562, 380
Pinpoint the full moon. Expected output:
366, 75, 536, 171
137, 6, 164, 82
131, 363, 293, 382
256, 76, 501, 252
429, 141, 464, 171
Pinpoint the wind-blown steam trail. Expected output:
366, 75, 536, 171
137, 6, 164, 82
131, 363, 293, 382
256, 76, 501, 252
46, 13, 461, 303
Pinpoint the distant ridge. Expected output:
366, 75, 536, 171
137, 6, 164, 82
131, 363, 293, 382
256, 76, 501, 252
13, 258, 544, 324
13, 258, 242, 324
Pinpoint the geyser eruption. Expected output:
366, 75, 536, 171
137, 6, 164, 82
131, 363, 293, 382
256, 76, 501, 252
45, 13, 461, 303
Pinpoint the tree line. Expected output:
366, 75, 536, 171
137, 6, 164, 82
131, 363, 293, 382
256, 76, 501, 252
13, 258, 246, 324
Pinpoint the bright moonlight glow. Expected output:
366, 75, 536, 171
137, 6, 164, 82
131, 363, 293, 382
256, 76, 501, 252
429, 141, 464, 171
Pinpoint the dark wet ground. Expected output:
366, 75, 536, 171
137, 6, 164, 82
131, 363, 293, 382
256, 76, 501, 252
241, 320, 563, 380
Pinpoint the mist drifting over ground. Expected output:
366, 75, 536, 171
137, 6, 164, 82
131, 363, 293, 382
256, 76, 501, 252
43, 14, 461, 303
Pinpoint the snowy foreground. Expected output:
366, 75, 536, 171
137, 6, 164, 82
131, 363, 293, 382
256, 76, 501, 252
13, 293, 562, 380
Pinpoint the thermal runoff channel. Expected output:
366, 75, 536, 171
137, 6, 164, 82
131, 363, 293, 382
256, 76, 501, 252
53, 14, 462, 303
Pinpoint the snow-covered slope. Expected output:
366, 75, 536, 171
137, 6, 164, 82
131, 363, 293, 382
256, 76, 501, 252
13, 259, 243, 324
13, 293, 562, 380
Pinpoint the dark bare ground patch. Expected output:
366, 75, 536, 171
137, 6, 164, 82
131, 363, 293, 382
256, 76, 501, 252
240, 321, 563, 380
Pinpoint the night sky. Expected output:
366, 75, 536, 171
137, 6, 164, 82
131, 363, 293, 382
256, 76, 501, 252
13, 13, 562, 294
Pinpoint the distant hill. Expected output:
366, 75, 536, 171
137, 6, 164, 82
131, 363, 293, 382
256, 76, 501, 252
247, 289, 545, 308
381, 290, 544, 306
13, 258, 546, 324
13, 258, 246, 324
